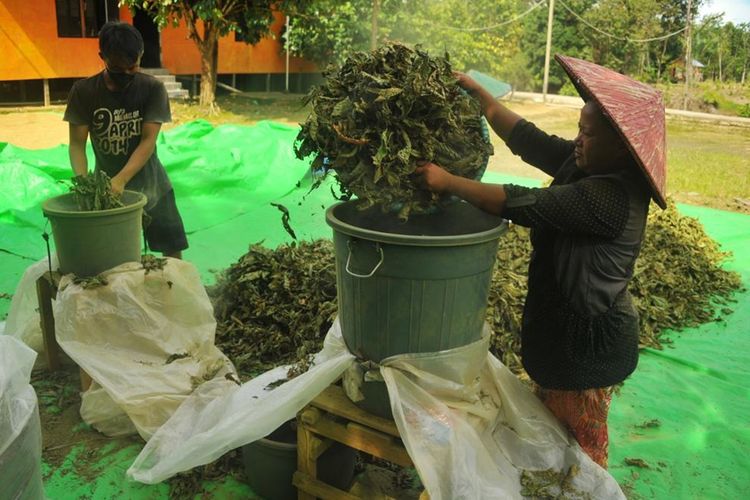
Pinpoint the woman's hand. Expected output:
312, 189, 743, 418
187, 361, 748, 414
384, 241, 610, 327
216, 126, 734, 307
453, 71, 482, 95
414, 162, 455, 194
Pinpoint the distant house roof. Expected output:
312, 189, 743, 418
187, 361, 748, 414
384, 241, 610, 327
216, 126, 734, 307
692, 59, 705, 68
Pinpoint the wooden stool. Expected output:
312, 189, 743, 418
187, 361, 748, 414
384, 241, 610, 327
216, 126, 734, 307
36, 271, 92, 391
294, 384, 428, 500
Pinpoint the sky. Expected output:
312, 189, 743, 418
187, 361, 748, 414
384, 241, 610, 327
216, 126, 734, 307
700, 0, 750, 24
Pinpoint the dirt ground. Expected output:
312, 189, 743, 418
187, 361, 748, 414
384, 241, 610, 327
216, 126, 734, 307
0, 108, 68, 149
2, 97, 748, 212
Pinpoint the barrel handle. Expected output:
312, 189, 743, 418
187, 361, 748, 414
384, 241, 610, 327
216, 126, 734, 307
346, 241, 383, 278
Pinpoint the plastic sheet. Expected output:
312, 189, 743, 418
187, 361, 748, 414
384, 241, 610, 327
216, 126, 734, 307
4, 256, 58, 354
127, 319, 355, 484
0, 336, 44, 499
128, 320, 623, 498
53, 258, 235, 440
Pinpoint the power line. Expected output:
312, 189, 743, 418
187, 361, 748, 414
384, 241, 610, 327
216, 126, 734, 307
558, 0, 687, 43
434, 0, 545, 32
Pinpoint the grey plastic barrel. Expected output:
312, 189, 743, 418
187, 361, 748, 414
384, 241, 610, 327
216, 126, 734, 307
326, 200, 507, 363
42, 190, 147, 277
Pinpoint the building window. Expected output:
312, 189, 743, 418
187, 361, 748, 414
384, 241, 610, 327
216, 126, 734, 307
55, 0, 119, 38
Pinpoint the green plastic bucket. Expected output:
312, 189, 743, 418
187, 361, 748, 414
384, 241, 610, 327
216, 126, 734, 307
242, 420, 355, 499
42, 190, 147, 277
326, 200, 507, 362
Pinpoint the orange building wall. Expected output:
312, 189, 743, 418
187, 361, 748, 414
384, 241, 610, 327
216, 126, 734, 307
0, 2, 315, 81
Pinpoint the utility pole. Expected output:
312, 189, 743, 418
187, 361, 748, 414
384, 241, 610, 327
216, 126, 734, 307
371, 0, 380, 51
285, 15, 290, 93
542, 0, 555, 103
683, 0, 693, 110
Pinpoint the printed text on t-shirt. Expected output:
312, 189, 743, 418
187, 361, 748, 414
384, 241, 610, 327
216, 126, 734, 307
92, 108, 142, 155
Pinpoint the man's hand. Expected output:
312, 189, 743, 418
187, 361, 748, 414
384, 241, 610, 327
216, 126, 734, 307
110, 175, 126, 195
414, 162, 455, 194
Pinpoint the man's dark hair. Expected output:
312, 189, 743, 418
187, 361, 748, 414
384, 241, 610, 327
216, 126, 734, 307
99, 21, 144, 63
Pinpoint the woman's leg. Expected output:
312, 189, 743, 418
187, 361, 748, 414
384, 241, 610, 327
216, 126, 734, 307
535, 386, 613, 468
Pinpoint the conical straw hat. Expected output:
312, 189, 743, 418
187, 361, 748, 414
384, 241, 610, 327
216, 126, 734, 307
555, 54, 667, 209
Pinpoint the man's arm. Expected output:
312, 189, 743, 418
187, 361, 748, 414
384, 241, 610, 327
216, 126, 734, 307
69, 124, 90, 176
110, 122, 161, 194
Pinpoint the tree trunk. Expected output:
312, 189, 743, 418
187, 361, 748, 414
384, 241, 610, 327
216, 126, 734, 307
199, 31, 219, 108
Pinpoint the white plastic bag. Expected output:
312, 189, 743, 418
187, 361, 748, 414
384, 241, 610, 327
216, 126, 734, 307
53, 258, 235, 440
4, 256, 58, 354
0, 336, 44, 500
128, 318, 624, 498
381, 325, 624, 499
127, 319, 355, 484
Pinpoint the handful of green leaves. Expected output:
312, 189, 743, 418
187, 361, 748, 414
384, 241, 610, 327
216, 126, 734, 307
70, 170, 123, 211
294, 42, 492, 219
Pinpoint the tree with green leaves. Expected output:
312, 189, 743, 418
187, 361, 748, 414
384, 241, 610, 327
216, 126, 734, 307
123, 0, 281, 108
283, 0, 523, 86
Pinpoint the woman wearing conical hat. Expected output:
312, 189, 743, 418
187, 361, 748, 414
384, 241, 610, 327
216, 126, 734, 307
416, 55, 667, 469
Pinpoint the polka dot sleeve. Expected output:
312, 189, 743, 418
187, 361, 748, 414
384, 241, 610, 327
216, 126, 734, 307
502, 178, 630, 238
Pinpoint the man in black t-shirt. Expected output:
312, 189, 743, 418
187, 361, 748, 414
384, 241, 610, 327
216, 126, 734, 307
64, 21, 187, 258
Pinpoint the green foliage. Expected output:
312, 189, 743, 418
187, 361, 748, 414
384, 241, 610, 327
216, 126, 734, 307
558, 80, 579, 97
520, 0, 595, 92
284, 0, 521, 79
281, 0, 375, 67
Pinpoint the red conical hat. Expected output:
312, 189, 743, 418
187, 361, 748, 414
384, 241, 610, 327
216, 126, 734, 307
555, 54, 667, 209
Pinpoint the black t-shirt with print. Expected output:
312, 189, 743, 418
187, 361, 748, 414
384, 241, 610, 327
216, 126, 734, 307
63, 72, 172, 210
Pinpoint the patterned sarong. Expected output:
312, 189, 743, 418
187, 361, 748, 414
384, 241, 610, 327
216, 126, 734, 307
535, 386, 613, 468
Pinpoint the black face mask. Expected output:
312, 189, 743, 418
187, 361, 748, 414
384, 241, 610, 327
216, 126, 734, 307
107, 69, 136, 89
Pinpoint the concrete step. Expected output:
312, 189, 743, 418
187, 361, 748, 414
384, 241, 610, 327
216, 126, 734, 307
140, 67, 170, 76
163, 81, 183, 91
167, 88, 190, 100
140, 68, 190, 100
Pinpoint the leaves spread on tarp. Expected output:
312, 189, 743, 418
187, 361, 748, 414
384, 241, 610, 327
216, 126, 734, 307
213, 200, 742, 379
211, 240, 337, 380
294, 42, 492, 219
70, 170, 123, 211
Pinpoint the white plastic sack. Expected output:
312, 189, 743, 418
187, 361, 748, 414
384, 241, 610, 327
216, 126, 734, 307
382, 325, 624, 499
4, 256, 58, 354
53, 258, 235, 440
128, 319, 624, 498
0, 336, 44, 500
127, 319, 355, 484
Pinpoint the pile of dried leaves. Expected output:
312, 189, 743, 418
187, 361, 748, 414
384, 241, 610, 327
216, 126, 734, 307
294, 42, 492, 219
213, 200, 742, 379
211, 240, 337, 380
487, 200, 743, 374
630, 201, 744, 346
70, 170, 123, 211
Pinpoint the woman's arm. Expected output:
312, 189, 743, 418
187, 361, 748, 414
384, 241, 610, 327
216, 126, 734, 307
415, 162, 507, 216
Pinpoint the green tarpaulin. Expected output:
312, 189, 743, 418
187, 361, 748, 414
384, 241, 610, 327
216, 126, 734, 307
1, 121, 748, 498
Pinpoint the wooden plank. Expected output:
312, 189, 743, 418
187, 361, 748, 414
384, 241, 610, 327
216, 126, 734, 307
297, 420, 317, 500
303, 419, 412, 469
311, 385, 400, 437
36, 273, 60, 371
293, 471, 359, 500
